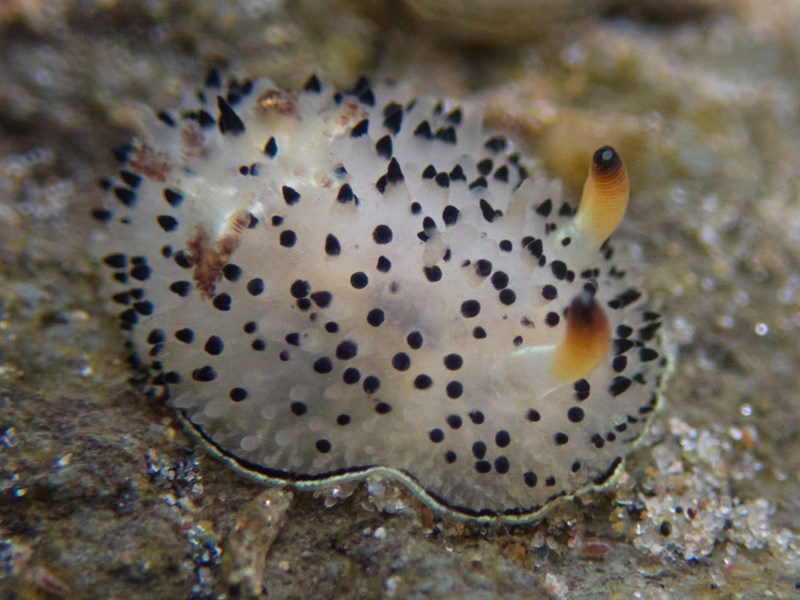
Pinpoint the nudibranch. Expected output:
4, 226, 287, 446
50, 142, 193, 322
91, 72, 671, 522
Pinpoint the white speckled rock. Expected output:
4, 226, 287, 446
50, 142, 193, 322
91, 72, 671, 522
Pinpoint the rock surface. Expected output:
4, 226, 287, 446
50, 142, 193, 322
1, 1, 797, 598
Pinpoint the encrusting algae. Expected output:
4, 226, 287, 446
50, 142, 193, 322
91, 72, 672, 522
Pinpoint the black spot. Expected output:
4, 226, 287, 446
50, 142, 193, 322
472, 441, 487, 459
475, 460, 491, 474
550, 260, 568, 280
608, 288, 642, 310
343, 367, 361, 384
443, 354, 463, 370
350, 271, 369, 289
446, 381, 463, 399
567, 407, 584, 423
479, 198, 498, 223
271, 216, 284, 226
363, 375, 381, 394
493, 166, 509, 182
494, 456, 510, 474
324, 321, 339, 333
375, 135, 393, 159
614, 339, 635, 354
337, 183, 355, 203
112, 292, 131, 305
435, 126, 456, 144
499, 289, 516, 305
414, 120, 433, 139
251, 339, 266, 351
571, 461, 581, 473
279, 350, 290, 361
229, 388, 248, 402
468, 176, 487, 190
386, 158, 404, 185
545, 312, 560, 327
113, 187, 136, 207
315, 439, 332, 453
639, 322, 662, 341
91, 208, 113, 222
324, 234, 341, 256
640, 348, 660, 362
411, 202, 423, 216
495, 430, 511, 448
133, 300, 153, 315
477, 159, 493, 176
613, 355, 628, 373
413, 374, 433, 390
290, 401, 307, 416
554, 432, 569, 445
383, 102, 403, 134
592, 434, 605, 448
335, 340, 358, 360
285, 333, 300, 346
204, 336, 224, 355
542, 285, 558, 300
375, 402, 392, 414
536, 199, 552, 217
373, 225, 393, 245
217, 95, 245, 135
446, 415, 462, 429
313, 357, 333, 374
247, 278, 264, 296
468, 411, 485, 425
290, 280, 310, 298
523, 471, 538, 487
429, 429, 445, 443
526, 409, 541, 422
264, 136, 278, 158
407, 331, 423, 349
616, 324, 633, 338
472, 326, 487, 339
337, 414, 351, 426
366, 308, 385, 327
460, 300, 481, 318
445, 451, 457, 464
376, 256, 391, 273
304, 74, 322, 92
609, 376, 632, 396
169, 281, 191, 297
157, 215, 178, 232
175, 328, 194, 344
574, 379, 591, 400
351, 119, 369, 138
310, 291, 332, 308
474, 259, 492, 277
282, 186, 301, 205
192, 366, 217, 382
279, 230, 297, 247
659, 520, 672, 537
490, 271, 509, 290
499, 240, 512, 252
442, 205, 460, 226
147, 329, 165, 345
422, 165, 437, 179
484, 136, 507, 153
424, 266, 442, 282
392, 352, 410, 371
435, 172, 450, 188
244, 321, 257, 334
130, 264, 151, 281
213, 293, 231, 311
163, 371, 181, 384
545, 476, 556, 487
205, 68, 221, 88
446, 107, 462, 124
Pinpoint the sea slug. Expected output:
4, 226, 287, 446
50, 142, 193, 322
91, 72, 671, 522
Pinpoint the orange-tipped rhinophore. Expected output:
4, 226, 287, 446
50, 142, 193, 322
572, 146, 629, 248
552, 292, 611, 383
